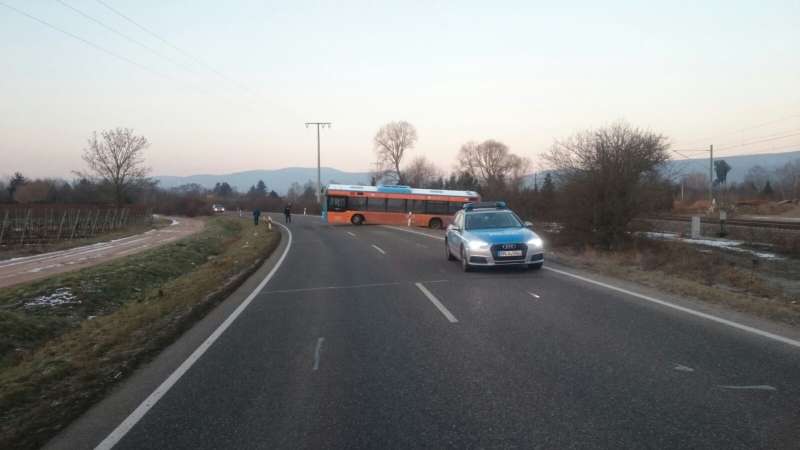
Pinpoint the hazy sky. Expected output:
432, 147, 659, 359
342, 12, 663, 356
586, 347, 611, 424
2, 0, 799, 179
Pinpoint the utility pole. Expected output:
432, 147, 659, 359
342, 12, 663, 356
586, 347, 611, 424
708, 144, 714, 206
305, 122, 331, 204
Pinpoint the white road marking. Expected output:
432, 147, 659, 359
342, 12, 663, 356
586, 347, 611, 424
264, 281, 404, 294
673, 364, 694, 372
346, 231, 356, 237
717, 385, 777, 391
380, 225, 800, 351
415, 282, 458, 323
313, 337, 325, 371
371, 244, 386, 255
383, 225, 444, 240
95, 222, 293, 450
527, 292, 541, 299
543, 266, 800, 350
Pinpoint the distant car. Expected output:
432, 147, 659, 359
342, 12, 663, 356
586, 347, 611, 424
212, 204, 226, 213
445, 202, 544, 271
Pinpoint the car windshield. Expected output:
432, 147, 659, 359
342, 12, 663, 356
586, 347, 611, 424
465, 211, 522, 230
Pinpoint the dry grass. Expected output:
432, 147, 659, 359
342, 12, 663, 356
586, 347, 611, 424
546, 237, 800, 328
0, 217, 280, 449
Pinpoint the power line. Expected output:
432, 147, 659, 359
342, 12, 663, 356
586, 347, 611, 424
55, 0, 198, 74
715, 131, 800, 151
675, 112, 800, 147
0, 1, 177, 83
94, 0, 257, 95
1, 1, 267, 113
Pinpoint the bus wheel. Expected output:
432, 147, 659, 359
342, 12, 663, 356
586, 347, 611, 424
429, 218, 442, 229
351, 214, 364, 225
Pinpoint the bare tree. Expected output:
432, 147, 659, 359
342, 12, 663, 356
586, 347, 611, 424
80, 128, 150, 205
456, 139, 530, 194
404, 156, 443, 188
545, 122, 670, 248
775, 159, 800, 199
373, 121, 418, 184
744, 165, 770, 193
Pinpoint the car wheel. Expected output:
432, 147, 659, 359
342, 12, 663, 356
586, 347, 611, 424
445, 239, 455, 260
429, 218, 442, 229
461, 246, 472, 272
528, 262, 543, 270
351, 214, 364, 225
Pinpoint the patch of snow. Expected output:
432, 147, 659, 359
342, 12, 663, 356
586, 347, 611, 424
24, 288, 81, 308
639, 232, 784, 260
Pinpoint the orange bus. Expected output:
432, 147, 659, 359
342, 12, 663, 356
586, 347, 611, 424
323, 184, 480, 229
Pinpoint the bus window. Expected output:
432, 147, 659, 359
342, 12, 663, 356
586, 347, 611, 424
411, 199, 426, 213
386, 198, 406, 212
327, 196, 347, 212
448, 202, 464, 213
427, 201, 448, 214
348, 196, 366, 211
367, 198, 386, 212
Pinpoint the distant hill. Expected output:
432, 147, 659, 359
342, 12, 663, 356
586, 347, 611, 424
666, 150, 800, 183
156, 150, 800, 193
155, 167, 371, 194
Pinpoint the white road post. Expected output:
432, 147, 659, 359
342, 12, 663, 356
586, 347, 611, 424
267, 216, 273, 232
407, 212, 413, 227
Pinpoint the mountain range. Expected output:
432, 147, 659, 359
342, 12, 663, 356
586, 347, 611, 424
155, 167, 370, 194
155, 150, 800, 193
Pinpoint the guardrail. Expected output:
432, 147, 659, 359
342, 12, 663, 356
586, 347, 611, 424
0, 205, 153, 246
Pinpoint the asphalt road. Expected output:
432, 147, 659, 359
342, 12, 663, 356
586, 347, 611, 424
87, 214, 800, 449
0, 217, 202, 288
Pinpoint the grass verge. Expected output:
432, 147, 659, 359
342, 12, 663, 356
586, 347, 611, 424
0, 216, 280, 449
546, 237, 800, 328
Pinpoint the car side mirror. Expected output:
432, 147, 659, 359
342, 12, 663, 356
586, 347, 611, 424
447, 224, 459, 232
524, 221, 533, 228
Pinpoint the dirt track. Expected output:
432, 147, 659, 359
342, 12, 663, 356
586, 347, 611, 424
0, 217, 204, 289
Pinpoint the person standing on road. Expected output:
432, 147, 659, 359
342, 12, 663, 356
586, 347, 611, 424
253, 208, 261, 226
284, 204, 292, 224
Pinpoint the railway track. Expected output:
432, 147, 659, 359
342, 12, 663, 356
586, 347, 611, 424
643, 216, 800, 231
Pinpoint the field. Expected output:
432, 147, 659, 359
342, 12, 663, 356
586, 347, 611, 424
0, 216, 281, 449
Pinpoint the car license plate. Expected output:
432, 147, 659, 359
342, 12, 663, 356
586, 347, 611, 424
498, 250, 522, 257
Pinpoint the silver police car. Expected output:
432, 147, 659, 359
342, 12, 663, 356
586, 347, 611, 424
445, 202, 544, 271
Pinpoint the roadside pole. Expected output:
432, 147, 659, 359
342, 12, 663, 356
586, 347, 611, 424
305, 122, 331, 204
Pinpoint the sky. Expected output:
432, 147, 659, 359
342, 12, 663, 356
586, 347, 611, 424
1, 0, 799, 179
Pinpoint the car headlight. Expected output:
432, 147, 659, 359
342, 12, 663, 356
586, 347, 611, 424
527, 237, 543, 248
468, 240, 489, 251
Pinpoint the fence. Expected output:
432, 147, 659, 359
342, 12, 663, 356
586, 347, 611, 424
0, 205, 153, 246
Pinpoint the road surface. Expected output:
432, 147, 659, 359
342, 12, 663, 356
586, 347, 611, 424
0, 217, 203, 288
57, 214, 800, 449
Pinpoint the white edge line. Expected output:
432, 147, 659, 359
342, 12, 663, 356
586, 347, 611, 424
384, 223, 800, 350
543, 266, 800, 350
371, 244, 387, 255
415, 282, 458, 323
95, 223, 293, 450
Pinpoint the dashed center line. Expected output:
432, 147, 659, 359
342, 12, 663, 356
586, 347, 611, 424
415, 282, 458, 323
527, 292, 541, 299
346, 231, 356, 237
371, 244, 387, 255
313, 337, 325, 371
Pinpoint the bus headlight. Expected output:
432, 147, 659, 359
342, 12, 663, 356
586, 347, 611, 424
468, 240, 489, 251
527, 237, 543, 248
